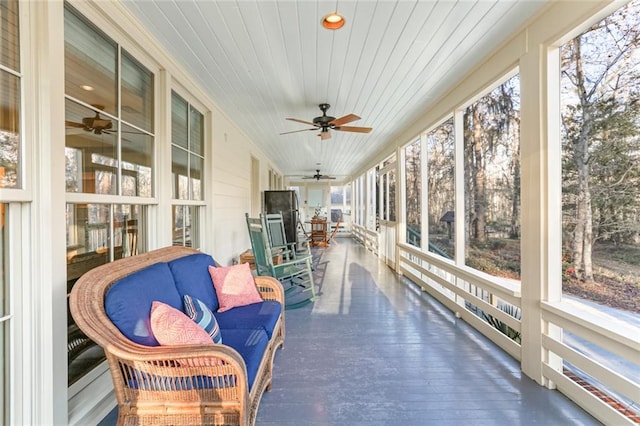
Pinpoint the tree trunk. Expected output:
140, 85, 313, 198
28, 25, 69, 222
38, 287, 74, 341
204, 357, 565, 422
510, 142, 521, 239
472, 106, 486, 242
570, 38, 595, 281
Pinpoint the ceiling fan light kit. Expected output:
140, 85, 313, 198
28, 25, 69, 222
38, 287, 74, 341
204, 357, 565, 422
281, 103, 372, 140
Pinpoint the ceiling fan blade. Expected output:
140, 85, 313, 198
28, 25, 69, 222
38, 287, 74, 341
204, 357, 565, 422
334, 125, 372, 133
280, 128, 317, 135
329, 113, 360, 126
286, 117, 317, 126
318, 130, 331, 140
65, 121, 85, 128
320, 176, 336, 180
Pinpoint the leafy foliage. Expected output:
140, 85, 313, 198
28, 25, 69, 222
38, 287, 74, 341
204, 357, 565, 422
482, 302, 522, 344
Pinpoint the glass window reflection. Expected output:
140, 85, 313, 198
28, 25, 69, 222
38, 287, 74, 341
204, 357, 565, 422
64, 7, 117, 116
121, 50, 154, 132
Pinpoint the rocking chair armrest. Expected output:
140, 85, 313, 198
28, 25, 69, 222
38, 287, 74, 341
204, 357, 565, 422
273, 242, 300, 261
254, 275, 285, 304
272, 256, 311, 269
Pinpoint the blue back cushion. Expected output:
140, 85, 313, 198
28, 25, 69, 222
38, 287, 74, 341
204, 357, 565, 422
168, 253, 219, 311
105, 262, 181, 346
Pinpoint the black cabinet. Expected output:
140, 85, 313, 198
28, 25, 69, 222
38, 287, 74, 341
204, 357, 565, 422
264, 190, 299, 244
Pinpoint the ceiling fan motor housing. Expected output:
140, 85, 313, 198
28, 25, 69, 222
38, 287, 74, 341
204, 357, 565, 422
313, 103, 335, 130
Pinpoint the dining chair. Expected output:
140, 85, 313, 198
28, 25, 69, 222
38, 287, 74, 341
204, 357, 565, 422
327, 219, 342, 245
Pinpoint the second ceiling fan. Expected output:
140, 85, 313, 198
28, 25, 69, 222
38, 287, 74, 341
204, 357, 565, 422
302, 169, 336, 181
281, 103, 372, 140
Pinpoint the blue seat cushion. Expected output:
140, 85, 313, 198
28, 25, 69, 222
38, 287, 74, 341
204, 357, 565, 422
127, 328, 268, 391
105, 262, 181, 346
215, 301, 282, 339
169, 253, 219, 311
222, 328, 269, 390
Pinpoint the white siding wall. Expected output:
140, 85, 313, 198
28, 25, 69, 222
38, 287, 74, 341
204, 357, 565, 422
9, 0, 627, 425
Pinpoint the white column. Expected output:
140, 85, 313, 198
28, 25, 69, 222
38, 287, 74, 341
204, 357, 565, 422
24, 0, 68, 423
519, 39, 562, 386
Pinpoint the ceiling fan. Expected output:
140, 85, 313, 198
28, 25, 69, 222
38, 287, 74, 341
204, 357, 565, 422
65, 105, 115, 135
302, 169, 336, 181
281, 103, 372, 140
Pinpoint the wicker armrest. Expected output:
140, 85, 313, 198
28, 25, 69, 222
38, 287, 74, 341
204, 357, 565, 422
112, 342, 248, 373
107, 344, 250, 421
254, 275, 285, 304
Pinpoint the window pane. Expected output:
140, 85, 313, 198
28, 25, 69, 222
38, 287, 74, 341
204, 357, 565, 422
66, 202, 110, 386
172, 205, 198, 247
0, 71, 20, 189
428, 119, 455, 259
121, 50, 154, 132
65, 100, 118, 194
368, 169, 377, 229
561, 1, 640, 312
383, 153, 396, 167
65, 203, 146, 262
330, 186, 344, 223
172, 95, 205, 202
405, 139, 421, 247
190, 106, 204, 156
64, 6, 117, 116
463, 75, 521, 280
330, 186, 344, 204
190, 154, 202, 201
382, 173, 387, 220
113, 204, 146, 257
188, 206, 199, 248
172, 206, 200, 248
172, 205, 184, 245
0, 0, 19, 70
388, 170, 396, 222
121, 124, 153, 197
172, 146, 188, 200
66, 203, 147, 385
171, 92, 188, 149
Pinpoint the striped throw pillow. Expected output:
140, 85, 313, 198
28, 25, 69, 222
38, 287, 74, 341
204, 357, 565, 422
183, 294, 222, 344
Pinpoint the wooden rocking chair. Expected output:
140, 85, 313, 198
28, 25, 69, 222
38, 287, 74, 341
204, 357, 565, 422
246, 213, 315, 309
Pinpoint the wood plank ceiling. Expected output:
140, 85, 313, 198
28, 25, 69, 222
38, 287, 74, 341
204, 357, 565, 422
121, 0, 548, 182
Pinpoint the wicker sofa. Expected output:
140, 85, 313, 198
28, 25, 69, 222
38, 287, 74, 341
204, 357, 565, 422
69, 246, 285, 426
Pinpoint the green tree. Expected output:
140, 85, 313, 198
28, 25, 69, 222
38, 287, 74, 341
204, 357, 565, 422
561, 0, 640, 281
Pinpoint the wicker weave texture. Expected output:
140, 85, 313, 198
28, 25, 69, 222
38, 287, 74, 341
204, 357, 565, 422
69, 246, 285, 426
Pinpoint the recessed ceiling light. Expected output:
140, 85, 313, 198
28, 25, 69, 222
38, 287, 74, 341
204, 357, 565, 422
80, 85, 94, 91
322, 12, 345, 30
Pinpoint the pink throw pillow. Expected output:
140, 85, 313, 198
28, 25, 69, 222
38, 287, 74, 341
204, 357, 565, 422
150, 301, 213, 346
208, 263, 263, 312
